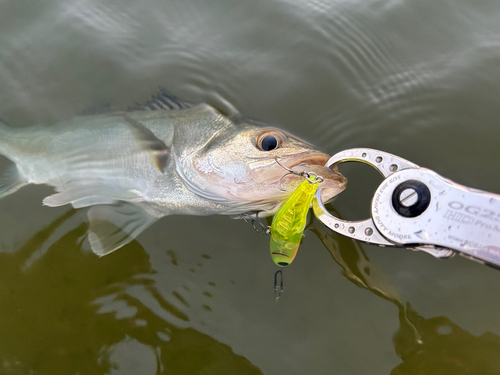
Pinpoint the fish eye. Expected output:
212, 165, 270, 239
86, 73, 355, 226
261, 135, 278, 151
256, 131, 284, 152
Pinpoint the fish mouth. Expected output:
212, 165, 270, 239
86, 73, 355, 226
284, 152, 330, 169
277, 152, 348, 201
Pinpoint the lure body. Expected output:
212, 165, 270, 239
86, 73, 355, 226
270, 177, 318, 267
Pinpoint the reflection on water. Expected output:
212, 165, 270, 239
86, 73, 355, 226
0, 211, 261, 374
2, 193, 500, 373
310, 219, 500, 374
391, 305, 500, 375
2, 0, 500, 372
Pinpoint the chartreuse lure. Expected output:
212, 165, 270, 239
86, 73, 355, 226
270, 176, 319, 267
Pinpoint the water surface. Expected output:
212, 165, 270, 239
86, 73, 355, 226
1, 0, 500, 374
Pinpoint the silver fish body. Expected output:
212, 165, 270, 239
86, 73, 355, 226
0, 101, 346, 255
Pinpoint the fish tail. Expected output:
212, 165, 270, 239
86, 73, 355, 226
0, 118, 28, 199
0, 117, 18, 160
0, 118, 9, 157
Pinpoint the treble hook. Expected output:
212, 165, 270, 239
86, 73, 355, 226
241, 212, 271, 235
275, 157, 324, 191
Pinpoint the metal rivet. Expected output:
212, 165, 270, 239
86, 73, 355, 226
365, 228, 373, 236
334, 223, 339, 229
376, 156, 383, 163
399, 188, 419, 207
362, 153, 367, 157
389, 164, 398, 172
348, 227, 355, 234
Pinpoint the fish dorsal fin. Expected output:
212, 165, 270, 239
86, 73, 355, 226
130, 87, 196, 112
203, 92, 240, 119
123, 114, 170, 173
79, 88, 195, 116
135, 87, 241, 120
87, 202, 159, 256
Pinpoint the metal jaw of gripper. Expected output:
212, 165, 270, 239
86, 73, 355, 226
313, 148, 500, 268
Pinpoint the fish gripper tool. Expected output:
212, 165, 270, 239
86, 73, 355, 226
313, 148, 500, 268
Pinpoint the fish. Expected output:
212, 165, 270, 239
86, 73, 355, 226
0, 90, 347, 256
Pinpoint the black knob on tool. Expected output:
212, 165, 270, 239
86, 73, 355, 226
392, 180, 431, 218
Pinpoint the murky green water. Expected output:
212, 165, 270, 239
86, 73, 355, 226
1, 0, 500, 374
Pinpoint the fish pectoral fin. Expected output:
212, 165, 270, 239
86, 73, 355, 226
43, 184, 143, 208
0, 165, 28, 199
87, 202, 159, 256
123, 114, 170, 173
